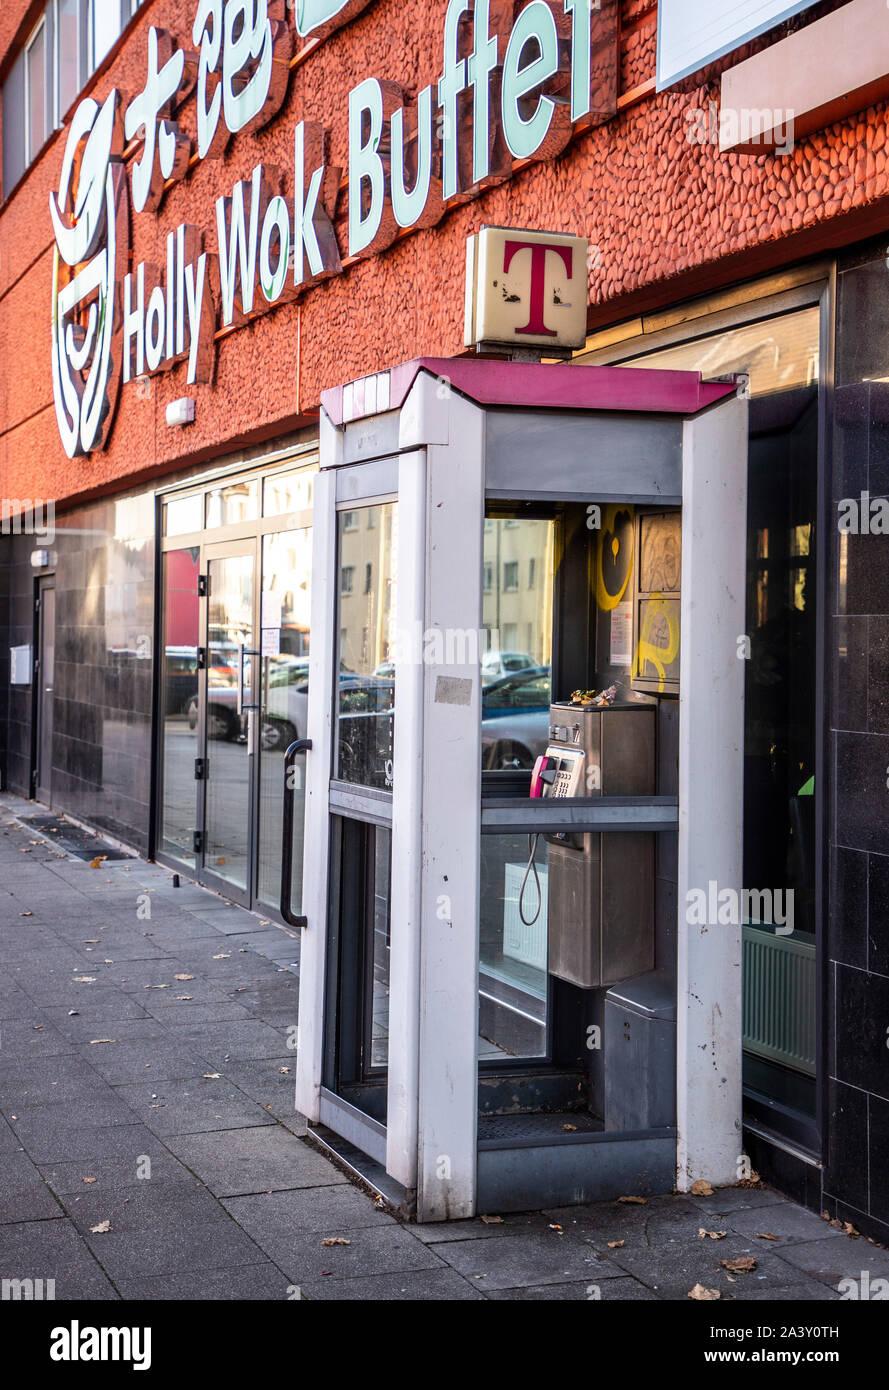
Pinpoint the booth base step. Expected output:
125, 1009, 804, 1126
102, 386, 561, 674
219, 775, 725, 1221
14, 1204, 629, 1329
478, 1110, 603, 1142
307, 1123, 414, 1217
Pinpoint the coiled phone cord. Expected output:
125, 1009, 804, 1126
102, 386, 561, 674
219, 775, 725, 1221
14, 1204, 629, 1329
518, 832, 542, 927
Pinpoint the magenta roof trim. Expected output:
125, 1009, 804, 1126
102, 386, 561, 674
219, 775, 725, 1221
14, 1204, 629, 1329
321, 357, 740, 426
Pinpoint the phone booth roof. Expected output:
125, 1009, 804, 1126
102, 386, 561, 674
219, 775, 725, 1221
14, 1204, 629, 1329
321, 356, 742, 427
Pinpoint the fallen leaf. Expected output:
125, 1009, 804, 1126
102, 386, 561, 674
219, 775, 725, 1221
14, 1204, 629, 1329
89, 1039, 117, 1045
176, 995, 194, 1001
690, 1179, 714, 1196
756, 1232, 780, 1242
688, 1284, 720, 1301
607, 1240, 625, 1249
548, 1223, 563, 1231
562, 1123, 578, 1132
844, 1222, 860, 1237
174, 974, 195, 981
82, 1177, 97, 1184
72, 976, 96, 983
738, 1172, 761, 1188
202, 1073, 221, 1079
278, 1066, 290, 1074
212, 954, 231, 960
89, 1220, 112, 1234
479, 1215, 503, 1225
698, 1228, 727, 1240
321, 1237, 350, 1246
19, 911, 33, 917
618, 1195, 647, 1205
89, 857, 107, 869
721, 1257, 757, 1274
83, 939, 99, 944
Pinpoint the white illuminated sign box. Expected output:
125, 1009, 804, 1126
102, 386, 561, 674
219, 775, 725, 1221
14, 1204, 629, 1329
465, 227, 589, 352
657, 0, 818, 90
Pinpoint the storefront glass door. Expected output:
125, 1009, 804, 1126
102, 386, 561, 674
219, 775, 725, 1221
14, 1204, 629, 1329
156, 452, 317, 919
201, 542, 258, 903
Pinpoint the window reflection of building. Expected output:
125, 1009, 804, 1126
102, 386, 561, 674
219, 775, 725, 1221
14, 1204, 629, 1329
482, 519, 554, 669
339, 503, 397, 676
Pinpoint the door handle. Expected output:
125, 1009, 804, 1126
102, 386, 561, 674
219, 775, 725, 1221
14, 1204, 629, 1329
281, 739, 312, 929
236, 644, 260, 716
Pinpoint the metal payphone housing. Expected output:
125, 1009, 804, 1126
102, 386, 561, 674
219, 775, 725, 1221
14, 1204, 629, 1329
545, 702, 656, 988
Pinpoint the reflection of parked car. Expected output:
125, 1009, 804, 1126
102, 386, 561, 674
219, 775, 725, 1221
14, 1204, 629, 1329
481, 650, 537, 684
164, 647, 198, 714
481, 668, 551, 769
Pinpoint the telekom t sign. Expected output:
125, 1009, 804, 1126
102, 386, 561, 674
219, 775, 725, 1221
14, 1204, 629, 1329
465, 227, 589, 351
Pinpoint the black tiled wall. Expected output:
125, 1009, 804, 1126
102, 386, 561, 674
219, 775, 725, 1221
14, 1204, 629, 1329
824, 247, 889, 1243
1, 490, 155, 854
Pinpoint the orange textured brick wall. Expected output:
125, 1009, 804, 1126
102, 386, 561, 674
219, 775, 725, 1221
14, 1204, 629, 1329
1, 0, 887, 507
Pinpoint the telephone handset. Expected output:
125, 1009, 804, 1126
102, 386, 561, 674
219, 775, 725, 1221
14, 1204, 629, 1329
530, 746, 586, 799
521, 740, 587, 926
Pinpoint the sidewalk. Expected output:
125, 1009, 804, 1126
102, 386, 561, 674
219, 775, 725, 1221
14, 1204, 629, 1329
0, 792, 878, 1301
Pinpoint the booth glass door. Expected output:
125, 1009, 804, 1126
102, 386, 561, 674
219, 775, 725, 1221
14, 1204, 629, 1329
200, 541, 258, 904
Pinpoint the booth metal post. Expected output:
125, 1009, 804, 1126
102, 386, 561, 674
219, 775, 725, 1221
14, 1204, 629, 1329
385, 447, 427, 1190
294, 418, 340, 1122
415, 389, 485, 1222
676, 394, 748, 1190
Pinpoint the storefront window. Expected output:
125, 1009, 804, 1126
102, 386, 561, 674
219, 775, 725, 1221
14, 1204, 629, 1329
334, 502, 396, 789
164, 493, 202, 537
263, 468, 314, 518
206, 479, 259, 528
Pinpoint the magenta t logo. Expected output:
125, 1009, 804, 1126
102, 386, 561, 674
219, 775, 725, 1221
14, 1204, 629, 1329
503, 239, 575, 338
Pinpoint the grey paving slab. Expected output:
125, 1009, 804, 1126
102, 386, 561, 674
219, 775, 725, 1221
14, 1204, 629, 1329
147, 1000, 256, 1026
0, 1218, 120, 1299
263, 1224, 445, 1285
222, 1184, 394, 1250
0, 1150, 64, 1223
425, 1230, 612, 1290
114, 1262, 295, 1301
58, 1175, 222, 1234
726, 1203, 846, 1246
40, 1144, 199, 1196
42, 997, 155, 1033
165, 1125, 345, 1196
410, 1211, 567, 1244
300, 1267, 486, 1300
112, 1075, 277, 1136
777, 1235, 889, 1286
604, 1228, 825, 1300
5, 1109, 156, 1163
486, 1276, 660, 1301
0, 1053, 115, 1106
0, 1019, 73, 1058
164, 1020, 291, 1064
83, 1214, 268, 1281
219, 1058, 301, 1124
686, 1184, 791, 1215
75, 1038, 212, 1085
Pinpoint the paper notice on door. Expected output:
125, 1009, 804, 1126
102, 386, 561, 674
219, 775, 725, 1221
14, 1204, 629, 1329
610, 602, 633, 667
261, 627, 281, 658
262, 591, 283, 629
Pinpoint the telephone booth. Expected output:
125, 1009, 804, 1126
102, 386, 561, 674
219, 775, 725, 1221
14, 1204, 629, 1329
293, 357, 749, 1221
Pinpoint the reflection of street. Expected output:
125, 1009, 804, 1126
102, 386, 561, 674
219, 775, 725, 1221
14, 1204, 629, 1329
161, 713, 307, 910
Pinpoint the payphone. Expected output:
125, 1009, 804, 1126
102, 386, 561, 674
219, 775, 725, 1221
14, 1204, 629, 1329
534, 701, 656, 989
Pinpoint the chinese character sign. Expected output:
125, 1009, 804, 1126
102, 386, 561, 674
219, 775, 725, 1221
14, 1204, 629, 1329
49, 91, 129, 459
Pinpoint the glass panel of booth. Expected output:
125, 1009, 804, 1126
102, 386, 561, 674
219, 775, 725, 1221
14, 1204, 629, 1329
335, 502, 397, 791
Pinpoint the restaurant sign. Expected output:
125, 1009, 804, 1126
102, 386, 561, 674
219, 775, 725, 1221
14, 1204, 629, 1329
50, 0, 616, 457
